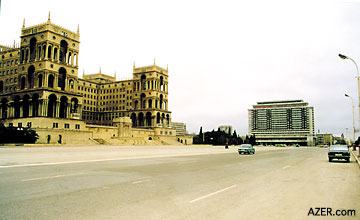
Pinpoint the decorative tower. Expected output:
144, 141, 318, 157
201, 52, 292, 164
16, 15, 82, 119
131, 63, 171, 128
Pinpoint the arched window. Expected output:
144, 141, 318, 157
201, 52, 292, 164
29, 38, 37, 61
23, 95, 30, 117
42, 45, 46, 59
69, 79, 74, 89
148, 99, 152, 109
159, 94, 163, 110
58, 68, 66, 91
59, 40, 68, 63
27, 65, 35, 88
38, 74, 43, 88
146, 112, 152, 127
32, 94, 39, 117
53, 48, 58, 60
37, 46, 41, 59
48, 46, 52, 59
48, 75, 54, 88
25, 49, 29, 61
140, 93, 146, 109
166, 114, 170, 126
20, 77, 26, 90
141, 75, 146, 90
48, 94, 57, 117
160, 76, 164, 91
68, 52, 72, 65
1, 98, 8, 119
134, 100, 139, 110
131, 113, 137, 127
157, 112, 161, 124
70, 98, 78, 113
14, 96, 21, 118
138, 113, 144, 127
59, 96, 68, 118
73, 54, 77, 66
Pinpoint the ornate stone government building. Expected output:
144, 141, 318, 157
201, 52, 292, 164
0, 15, 191, 145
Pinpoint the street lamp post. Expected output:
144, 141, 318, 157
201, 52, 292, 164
345, 94, 355, 143
340, 54, 360, 154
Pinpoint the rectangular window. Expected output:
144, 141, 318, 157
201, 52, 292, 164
64, 123, 70, 129
53, 123, 58, 128
75, 124, 80, 129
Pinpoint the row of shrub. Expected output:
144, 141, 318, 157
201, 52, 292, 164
193, 127, 256, 146
0, 124, 39, 144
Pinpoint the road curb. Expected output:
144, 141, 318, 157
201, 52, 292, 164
350, 150, 360, 168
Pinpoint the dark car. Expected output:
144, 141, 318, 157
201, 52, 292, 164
328, 145, 350, 162
238, 144, 255, 154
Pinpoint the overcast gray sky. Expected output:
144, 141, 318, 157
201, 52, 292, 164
1, 0, 360, 139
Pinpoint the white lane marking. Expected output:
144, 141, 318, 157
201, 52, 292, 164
283, 165, 291, 169
0, 152, 232, 169
177, 161, 196, 164
21, 172, 84, 182
132, 179, 151, 184
189, 185, 237, 203
0, 170, 28, 174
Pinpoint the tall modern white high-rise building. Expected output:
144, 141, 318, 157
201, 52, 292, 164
248, 100, 315, 146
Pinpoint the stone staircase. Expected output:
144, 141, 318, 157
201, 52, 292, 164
93, 138, 108, 145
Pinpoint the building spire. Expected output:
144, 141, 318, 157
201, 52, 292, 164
48, 11, 51, 23
99, 67, 102, 74
154, 57, 156, 66
133, 61, 135, 70
114, 71, 116, 79
77, 24, 80, 34
83, 69, 85, 78
22, 18, 25, 28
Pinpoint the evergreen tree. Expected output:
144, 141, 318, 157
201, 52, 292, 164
199, 126, 203, 143
233, 130, 237, 138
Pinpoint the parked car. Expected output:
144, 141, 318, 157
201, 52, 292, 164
238, 144, 255, 154
328, 145, 350, 162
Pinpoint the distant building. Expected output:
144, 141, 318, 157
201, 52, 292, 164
316, 134, 333, 146
172, 122, 187, 136
218, 125, 233, 134
248, 100, 315, 146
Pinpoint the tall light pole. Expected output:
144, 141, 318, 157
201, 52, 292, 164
339, 54, 360, 143
345, 94, 355, 143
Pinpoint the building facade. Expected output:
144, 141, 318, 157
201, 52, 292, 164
248, 100, 315, 146
315, 134, 333, 146
0, 16, 182, 145
172, 122, 187, 136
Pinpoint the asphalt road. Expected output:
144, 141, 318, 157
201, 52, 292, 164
0, 146, 359, 220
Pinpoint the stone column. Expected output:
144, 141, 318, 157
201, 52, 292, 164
8, 102, 13, 118
29, 100, 33, 117
44, 72, 48, 88
45, 44, 48, 61
66, 103, 71, 118
55, 101, 60, 118
43, 99, 48, 117
151, 116, 155, 127
19, 100, 23, 118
